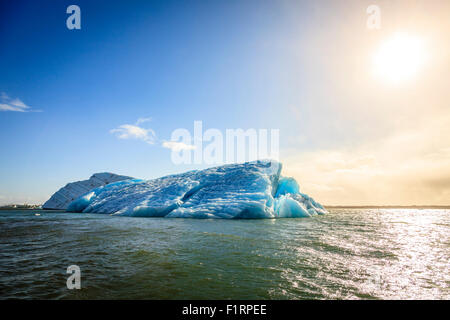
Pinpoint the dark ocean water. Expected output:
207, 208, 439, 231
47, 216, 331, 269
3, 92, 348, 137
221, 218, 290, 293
0, 208, 448, 299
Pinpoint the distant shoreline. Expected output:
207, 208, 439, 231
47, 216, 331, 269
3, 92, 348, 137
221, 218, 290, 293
324, 205, 450, 209
0, 207, 62, 211
1, 205, 450, 211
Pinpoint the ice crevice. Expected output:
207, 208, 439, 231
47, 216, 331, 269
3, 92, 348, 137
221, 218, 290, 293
180, 183, 209, 203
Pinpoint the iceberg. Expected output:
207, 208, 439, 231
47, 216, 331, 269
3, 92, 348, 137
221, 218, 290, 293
43, 173, 133, 209
66, 160, 327, 218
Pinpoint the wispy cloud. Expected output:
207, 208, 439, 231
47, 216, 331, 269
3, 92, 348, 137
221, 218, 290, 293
0, 92, 41, 112
110, 118, 156, 144
162, 141, 196, 152
0, 104, 27, 112
136, 117, 152, 125
110, 117, 197, 151
109, 118, 195, 152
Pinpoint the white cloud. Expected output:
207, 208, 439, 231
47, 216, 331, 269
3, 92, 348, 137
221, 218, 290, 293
0, 103, 27, 112
0, 93, 40, 112
162, 141, 196, 152
110, 118, 197, 151
136, 117, 152, 125
110, 123, 156, 144
9, 98, 29, 109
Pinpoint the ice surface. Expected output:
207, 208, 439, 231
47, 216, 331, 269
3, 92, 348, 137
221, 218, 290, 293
66, 160, 327, 218
43, 173, 133, 209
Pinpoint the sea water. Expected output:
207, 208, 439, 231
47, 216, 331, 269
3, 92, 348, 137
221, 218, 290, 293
0, 208, 448, 299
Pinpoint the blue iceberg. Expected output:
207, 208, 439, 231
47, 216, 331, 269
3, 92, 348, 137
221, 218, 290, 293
67, 160, 327, 218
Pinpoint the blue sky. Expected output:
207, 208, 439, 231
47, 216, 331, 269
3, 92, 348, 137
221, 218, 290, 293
1, 0, 450, 205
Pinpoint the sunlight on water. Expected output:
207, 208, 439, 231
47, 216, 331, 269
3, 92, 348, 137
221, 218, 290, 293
0, 208, 448, 299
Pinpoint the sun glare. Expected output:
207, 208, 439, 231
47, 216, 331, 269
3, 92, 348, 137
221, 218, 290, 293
372, 33, 427, 85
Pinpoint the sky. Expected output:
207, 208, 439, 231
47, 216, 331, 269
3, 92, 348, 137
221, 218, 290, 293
0, 0, 449, 206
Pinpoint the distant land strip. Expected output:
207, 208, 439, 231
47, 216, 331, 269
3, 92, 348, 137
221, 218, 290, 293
1, 204, 450, 210
325, 205, 450, 209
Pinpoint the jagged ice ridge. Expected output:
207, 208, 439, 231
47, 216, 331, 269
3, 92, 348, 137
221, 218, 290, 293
42, 173, 133, 209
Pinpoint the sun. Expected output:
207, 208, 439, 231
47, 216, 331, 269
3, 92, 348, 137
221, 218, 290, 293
372, 33, 427, 85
